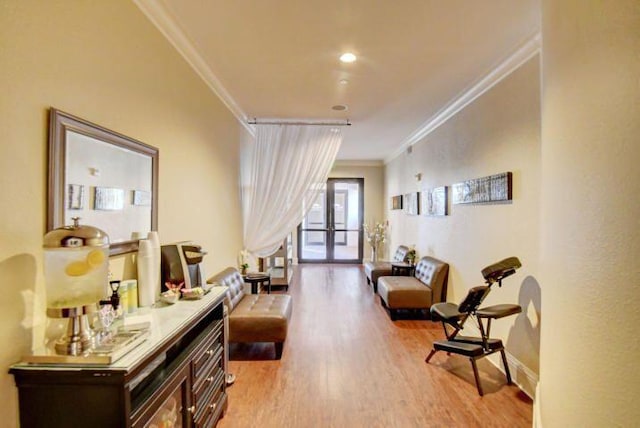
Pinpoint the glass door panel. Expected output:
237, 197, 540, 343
300, 190, 328, 260
333, 230, 360, 260
300, 231, 327, 259
332, 181, 362, 261
299, 178, 363, 263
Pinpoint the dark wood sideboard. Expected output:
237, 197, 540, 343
10, 287, 228, 428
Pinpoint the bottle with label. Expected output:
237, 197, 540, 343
121, 279, 138, 313
117, 281, 129, 318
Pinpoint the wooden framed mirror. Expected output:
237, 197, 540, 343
48, 108, 159, 255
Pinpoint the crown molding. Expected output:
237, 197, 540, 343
133, 0, 254, 135
333, 159, 384, 168
384, 32, 541, 164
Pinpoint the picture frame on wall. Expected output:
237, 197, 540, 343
132, 190, 151, 206
391, 195, 403, 210
94, 187, 125, 210
67, 184, 84, 210
452, 172, 512, 205
422, 186, 448, 216
405, 192, 420, 215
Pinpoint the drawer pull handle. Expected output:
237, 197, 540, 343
188, 405, 196, 414
207, 376, 214, 383
209, 403, 217, 410
206, 349, 214, 356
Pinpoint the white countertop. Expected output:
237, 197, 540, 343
13, 286, 227, 372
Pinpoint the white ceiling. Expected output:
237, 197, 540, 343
137, 0, 540, 162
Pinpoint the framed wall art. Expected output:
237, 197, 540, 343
391, 195, 403, 210
132, 189, 151, 206
405, 192, 420, 215
452, 172, 512, 205
422, 186, 448, 216
67, 184, 84, 210
94, 187, 125, 210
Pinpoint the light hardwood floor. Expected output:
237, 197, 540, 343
218, 264, 532, 428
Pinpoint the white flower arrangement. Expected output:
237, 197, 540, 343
363, 221, 387, 249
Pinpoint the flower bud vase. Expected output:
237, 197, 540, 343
371, 246, 378, 262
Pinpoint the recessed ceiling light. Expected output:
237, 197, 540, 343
339, 52, 357, 63
339, 79, 349, 85
332, 105, 348, 111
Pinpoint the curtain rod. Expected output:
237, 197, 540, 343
247, 118, 351, 126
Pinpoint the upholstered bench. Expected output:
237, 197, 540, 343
208, 267, 292, 359
377, 256, 449, 320
363, 245, 410, 293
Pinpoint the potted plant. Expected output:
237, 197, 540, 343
406, 248, 417, 266
238, 250, 250, 275
240, 262, 249, 276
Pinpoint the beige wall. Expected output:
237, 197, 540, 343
384, 57, 541, 395
330, 162, 385, 259
539, 1, 640, 426
0, 1, 243, 425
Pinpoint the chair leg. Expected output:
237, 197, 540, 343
470, 357, 484, 396
425, 349, 437, 363
366, 277, 371, 285
500, 349, 513, 384
274, 342, 284, 360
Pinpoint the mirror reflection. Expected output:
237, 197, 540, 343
65, 131, 153, 243
48, 109, 158, 255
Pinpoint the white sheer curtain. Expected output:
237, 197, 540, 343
241, 124, 342, 257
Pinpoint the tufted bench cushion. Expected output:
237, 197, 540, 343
363, 245, 410, 292
208, 267, 292, 359
229, 294, 291, 343
378, 276, 433, 308
377, 256, 449, 320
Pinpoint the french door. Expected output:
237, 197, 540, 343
298, 178, 363, 263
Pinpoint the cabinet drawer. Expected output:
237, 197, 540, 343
192, 321, 223, 379
192, 347, 223, 410
194, 393, 227, 428
193, 371, 226, 427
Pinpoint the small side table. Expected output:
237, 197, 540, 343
391, 262, 415, 277
243, 272, 271, 294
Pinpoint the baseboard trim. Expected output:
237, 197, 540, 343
462, 324, 538, 399
504, 351, 538, 399
533, 382, 542, 427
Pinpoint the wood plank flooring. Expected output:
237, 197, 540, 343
217, 264, 532, 428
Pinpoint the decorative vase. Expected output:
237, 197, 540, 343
371, 246, 378, 262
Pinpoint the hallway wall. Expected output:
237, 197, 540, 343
0, 2, 244, 426
384, 57, 541, 395
538, 1, 640, 426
